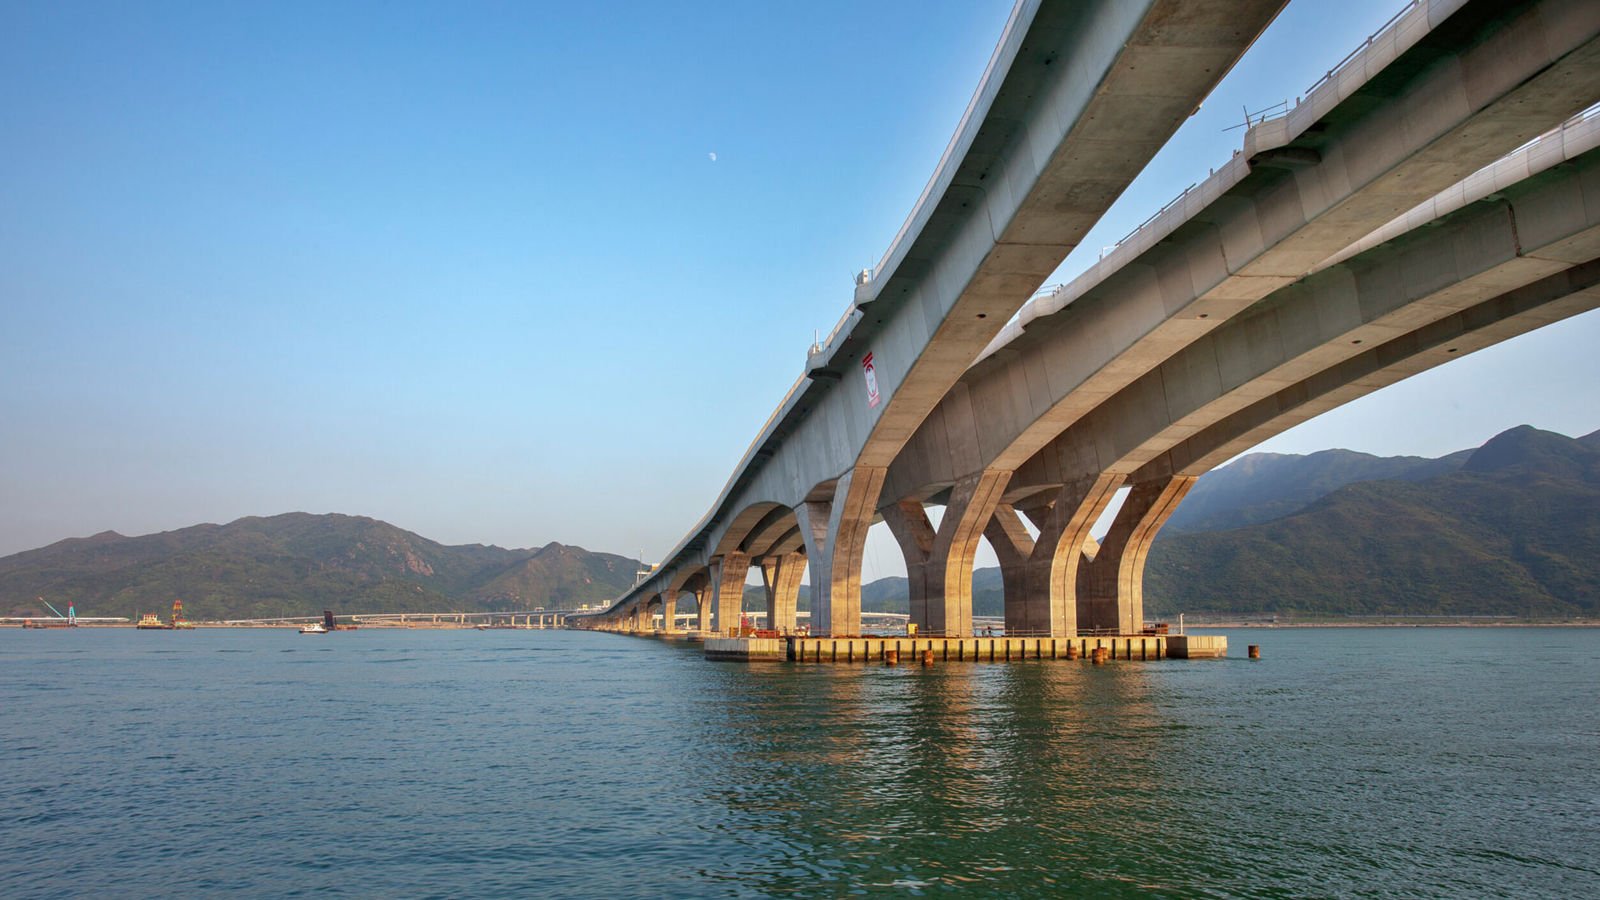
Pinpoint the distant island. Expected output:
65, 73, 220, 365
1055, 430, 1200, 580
3, 425, 1596, 623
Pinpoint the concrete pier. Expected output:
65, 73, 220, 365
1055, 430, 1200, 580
703, 633, 1222, 664
705, 637, 787, 661
1165, 635, 1227, 659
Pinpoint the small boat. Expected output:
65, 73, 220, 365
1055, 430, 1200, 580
299, 622, 328, 634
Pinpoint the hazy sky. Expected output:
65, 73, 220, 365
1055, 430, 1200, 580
4, 1, 1597, 576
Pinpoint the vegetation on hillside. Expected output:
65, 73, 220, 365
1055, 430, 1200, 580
0, 513, 640, 621
1145, 426, 1600, 617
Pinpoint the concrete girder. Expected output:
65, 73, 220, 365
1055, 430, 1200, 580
883, 0, 1600, 507
1076, 475, 1196, 635
883, 469, 1011, 636
665, 560, 710, 595
1142, 258, 1600, 480
758, 552, 806, 634
712, 502, 786, 559
1006, 145, 1600, 494
740, 506, 800, 558
764, 525, 807, 558
838, 0, 1293, 479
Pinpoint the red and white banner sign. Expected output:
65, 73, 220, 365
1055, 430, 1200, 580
862, 352, 881, 408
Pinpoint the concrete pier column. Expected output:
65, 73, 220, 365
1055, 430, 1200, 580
795, 466, 885, 637
987, 473, 1124, 637
759, 552, 805, 634
985, 504, 1035, 635
1078, 475, 1196, 635
710, 552, 752, 636
662, 593, 679, 633
694, 585, 712, 634
883, 469, 1009, 637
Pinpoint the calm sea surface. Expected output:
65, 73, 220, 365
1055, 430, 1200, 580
2, 627, 1596, 898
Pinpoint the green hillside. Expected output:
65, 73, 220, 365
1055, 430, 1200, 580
1163, 447, 1469, 533
1144, 426, 1600, 617
0, 513, 641, 621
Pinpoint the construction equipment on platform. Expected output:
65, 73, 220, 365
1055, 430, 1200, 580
22, 599, 78, 628
135, 599, 194, 629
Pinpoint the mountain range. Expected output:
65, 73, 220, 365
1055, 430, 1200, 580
1145, 425, 1600, 617
0, 513, 640, 621
4, 425, 1597, 621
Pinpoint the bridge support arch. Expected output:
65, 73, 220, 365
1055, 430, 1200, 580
883, 469, 1010, 637
794, 467, 884, 636
758, 551, 805, 634
643, 596, 664, 633
985, 473, 1124, 637
1078, 475, 1196, 635
691, 578, 712, 634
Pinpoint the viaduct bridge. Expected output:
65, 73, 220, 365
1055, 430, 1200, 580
574, 0, 1600, 641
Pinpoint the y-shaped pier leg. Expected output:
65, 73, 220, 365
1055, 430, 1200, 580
759, 552, 805, 634
985, 474, 1124, 637
883, 469, 1010, 637
795, 467, 885, 637
1079, 475, 1196, 635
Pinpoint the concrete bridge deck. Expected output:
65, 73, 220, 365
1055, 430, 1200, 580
582, 0, 1290, 638
880, 0, 1600, 640
576, 0, 1599, 648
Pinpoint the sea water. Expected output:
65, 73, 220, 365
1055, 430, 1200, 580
2, 627, 1596, 897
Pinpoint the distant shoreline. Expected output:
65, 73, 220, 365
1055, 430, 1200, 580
8, 620, 1600, 631
1, 622, 520, 630
1183, 620, 1600, 629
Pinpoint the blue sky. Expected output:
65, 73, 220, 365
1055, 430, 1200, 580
3, 1, 1597, 576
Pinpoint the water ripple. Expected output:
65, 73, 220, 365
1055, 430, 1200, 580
0, 627, 1596, 897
